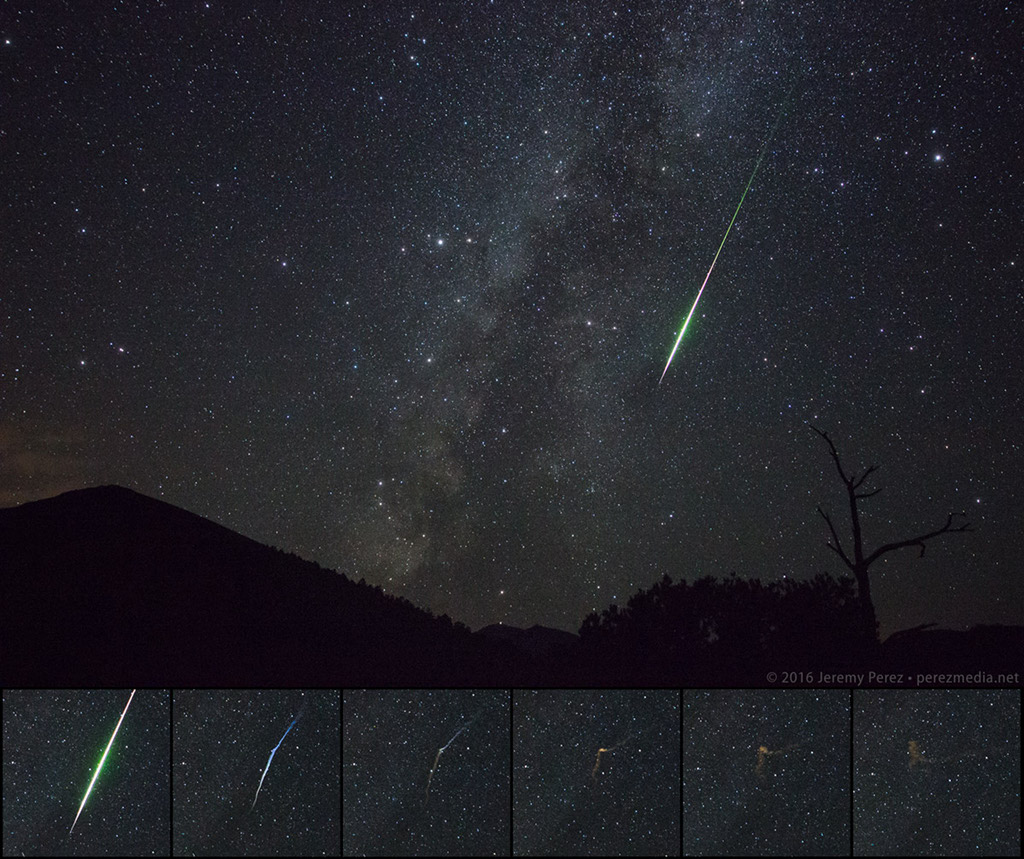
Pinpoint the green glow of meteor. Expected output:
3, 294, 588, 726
70, 689, 136, 835
660, 88, 793, 385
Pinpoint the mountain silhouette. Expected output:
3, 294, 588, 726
0, 485, 500, 686
3, 486, 1019, 687
475, 623, 579, 659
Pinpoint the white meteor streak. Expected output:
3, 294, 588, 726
70, 689, 136, 835
424, 710, 482, 805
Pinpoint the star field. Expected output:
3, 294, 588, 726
683, 689, 849, 856
171, 689, 339, 857
853, 689, 1020, 856
2, 689, 169, 857
342, 689, 509, 856
2, 2, 1021, 635
513, 690, 680, 856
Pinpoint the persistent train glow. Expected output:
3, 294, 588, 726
425, 710, 481, 805
252, 714, 300, 810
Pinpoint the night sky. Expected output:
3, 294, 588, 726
2, 2, 1021, 635
512, 690, 680, 856
342, 689, 509, 856
2, 689, 169, 857
683, 689, 849, 856
171, 689, 339, 856
853, 689, 1021, 856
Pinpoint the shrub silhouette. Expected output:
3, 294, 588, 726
578, 573, 875, 684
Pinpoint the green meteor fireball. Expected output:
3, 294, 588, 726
659, 89, 792, 385
69, 689, 136, 835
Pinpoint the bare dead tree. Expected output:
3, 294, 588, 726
811, 425, 972, 634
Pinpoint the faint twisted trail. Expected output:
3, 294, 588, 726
424, 710, 482, 805
591, 731, 635, 783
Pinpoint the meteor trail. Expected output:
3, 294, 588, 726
252, 713, 301, 810
70, 689, 136, 835
659, 88, 792, 384
425, 710, 482, 805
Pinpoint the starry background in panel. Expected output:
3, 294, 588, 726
1, 2, 1021, 637
683, 689, 849, 856
512, 689, 679, 857
171, 689, 339, 857
853, 689, 1021, 857
342, 689, 509, 857
2, 689, 169, 858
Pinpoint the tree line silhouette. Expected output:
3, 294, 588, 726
576, 573, 875, 684
2, 427, 1015, 687
566, 426, 995, 684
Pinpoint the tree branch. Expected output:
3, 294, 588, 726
810, 425, 851, 486
817, 506, 853, 569
852, 465, 878, 491
865, 513, 973, 567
